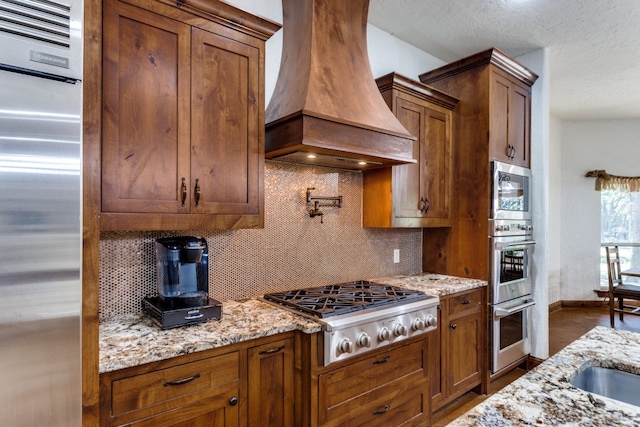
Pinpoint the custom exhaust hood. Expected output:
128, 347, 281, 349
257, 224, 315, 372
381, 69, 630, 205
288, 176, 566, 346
265, 0, 417, 170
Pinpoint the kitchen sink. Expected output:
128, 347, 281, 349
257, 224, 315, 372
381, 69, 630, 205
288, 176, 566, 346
570, 366, 640, 407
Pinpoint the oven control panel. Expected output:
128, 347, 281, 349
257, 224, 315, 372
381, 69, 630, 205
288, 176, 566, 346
323, 300, 438, 366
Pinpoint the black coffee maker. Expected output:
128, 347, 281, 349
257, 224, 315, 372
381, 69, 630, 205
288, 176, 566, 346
143, 236, 221, 329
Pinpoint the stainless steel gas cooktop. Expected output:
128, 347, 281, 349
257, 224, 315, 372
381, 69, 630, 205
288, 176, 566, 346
263, 280, 439, 365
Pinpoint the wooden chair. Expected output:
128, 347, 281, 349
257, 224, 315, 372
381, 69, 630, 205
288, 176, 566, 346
606, 246, 640, 328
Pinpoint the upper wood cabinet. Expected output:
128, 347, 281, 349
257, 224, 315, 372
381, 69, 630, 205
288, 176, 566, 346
489, 69, 532, 167
363, 73, 458, 228
100, 0, 279, 231
420, 47, 537, 169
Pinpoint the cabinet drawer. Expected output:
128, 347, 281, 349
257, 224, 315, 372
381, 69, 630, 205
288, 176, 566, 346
448, 289, 482, 317
319, 340, 426, 417
321, 372, 428, 427
111, 351, 239, 417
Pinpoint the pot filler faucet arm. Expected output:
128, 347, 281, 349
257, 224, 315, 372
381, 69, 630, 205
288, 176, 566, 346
306, 187, 342, 224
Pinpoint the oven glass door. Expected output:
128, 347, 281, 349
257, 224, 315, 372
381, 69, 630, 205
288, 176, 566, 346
492, 239, 534, 304
492, 298, 534, 373
491, 161, 531, 220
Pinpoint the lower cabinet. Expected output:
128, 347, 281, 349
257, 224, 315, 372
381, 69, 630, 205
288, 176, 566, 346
310, 337, 431, 427
430, 287, 487, 411
247, 336, 295, 427
99, 333, 294, 427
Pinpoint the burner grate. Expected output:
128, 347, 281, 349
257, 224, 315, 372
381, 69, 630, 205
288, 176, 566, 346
263, 280, 427, 318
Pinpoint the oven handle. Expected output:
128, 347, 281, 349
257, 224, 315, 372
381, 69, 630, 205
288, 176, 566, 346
494, 300, 536, 319
495, 240, 536, 249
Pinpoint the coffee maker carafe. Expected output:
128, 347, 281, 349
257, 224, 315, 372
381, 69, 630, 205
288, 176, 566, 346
143, 236, 222, 329
155, 236, 208, 306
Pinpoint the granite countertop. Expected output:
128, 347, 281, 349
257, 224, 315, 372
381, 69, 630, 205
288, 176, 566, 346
99, 273, 486, 374
100, 299, 322, 373
449, 326, 640, 426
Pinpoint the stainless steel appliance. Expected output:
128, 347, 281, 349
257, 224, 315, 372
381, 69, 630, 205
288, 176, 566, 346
143, 236, 222, 329
0, 0, 83, 424
491, 160, 532, 221
489, 219, 535, 374
263, 281, 438, 365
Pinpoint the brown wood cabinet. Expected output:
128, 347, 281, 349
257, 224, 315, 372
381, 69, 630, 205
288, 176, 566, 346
100, 333, 295, 427
297, 333, 431, 427
429, 287, 486, 411
100, 348, 241, 426
100, 0, 279, 231
363, 73, 458, 228
247, 336, 295, 427
420, 48, 537, 170
418, 47, 538, 280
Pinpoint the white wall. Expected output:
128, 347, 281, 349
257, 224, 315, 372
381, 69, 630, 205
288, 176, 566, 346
548, 115, 562, 304
517, 49, 550, 359
560, 120, 640, 301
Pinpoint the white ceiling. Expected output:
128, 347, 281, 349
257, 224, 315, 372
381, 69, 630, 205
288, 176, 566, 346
368, 0, 640, 120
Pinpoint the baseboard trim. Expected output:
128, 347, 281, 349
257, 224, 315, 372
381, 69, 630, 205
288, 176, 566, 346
528, 356, 545, 369
548, 301, 562, 314
560, 300, 607, 308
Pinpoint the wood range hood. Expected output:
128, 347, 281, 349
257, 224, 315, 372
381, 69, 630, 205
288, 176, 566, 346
265, 0, 417, 170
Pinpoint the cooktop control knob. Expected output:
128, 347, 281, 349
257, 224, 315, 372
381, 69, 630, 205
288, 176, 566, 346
378, 327, 391, 342
337, 338, 353, 354
425, 314, 437, 327
394, 323, 407, 337
495, 224, 503, 232
356, 332, 372, 348
412, 318, 426, 331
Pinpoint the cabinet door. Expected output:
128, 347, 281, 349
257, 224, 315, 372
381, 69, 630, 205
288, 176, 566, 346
489, 71, 511, 164
191, 28, 261, 216
490, 71, 532, 167
102, 1, 191, 213
447, 312, 481, 398
508, 83, 531, 167
392, 96, 424, 219
423, 106, 452, 222
247, 337, 294, 427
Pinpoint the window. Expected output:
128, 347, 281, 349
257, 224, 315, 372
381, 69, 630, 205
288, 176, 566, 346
601, 189, 640, 285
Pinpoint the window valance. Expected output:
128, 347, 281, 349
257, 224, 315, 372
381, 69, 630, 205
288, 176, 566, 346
585, 169, 640, 192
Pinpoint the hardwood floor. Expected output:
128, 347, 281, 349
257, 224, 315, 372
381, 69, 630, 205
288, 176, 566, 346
432, 305, 640, 426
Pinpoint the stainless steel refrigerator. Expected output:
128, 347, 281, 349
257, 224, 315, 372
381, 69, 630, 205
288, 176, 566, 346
0, 0, 83, 425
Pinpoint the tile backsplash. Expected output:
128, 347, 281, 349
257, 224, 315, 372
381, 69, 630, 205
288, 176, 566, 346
99, 161, 422, 320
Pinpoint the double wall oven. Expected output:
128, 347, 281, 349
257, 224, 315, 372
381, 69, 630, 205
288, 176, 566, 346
489, 161, 535, 375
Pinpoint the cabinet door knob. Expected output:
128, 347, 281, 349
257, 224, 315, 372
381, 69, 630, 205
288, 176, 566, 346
450, 323, 457, 330
194, 178, 201, 207
229, 396, 238, 406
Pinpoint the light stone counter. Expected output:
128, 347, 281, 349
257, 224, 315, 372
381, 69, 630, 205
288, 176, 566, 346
448, 326, 640, 426
99, 273, 486, 374
99, 299, 322, 373
373, 273, 487, 297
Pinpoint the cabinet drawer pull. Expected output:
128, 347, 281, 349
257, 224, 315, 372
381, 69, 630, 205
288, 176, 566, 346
373, 355, 391, 365
163, 373, 201, 387
461, 299, 473, 305
373, 404, 391, 415
180, 177, 187, 206
194, 178, 201, 207
259, 344, 286, 355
